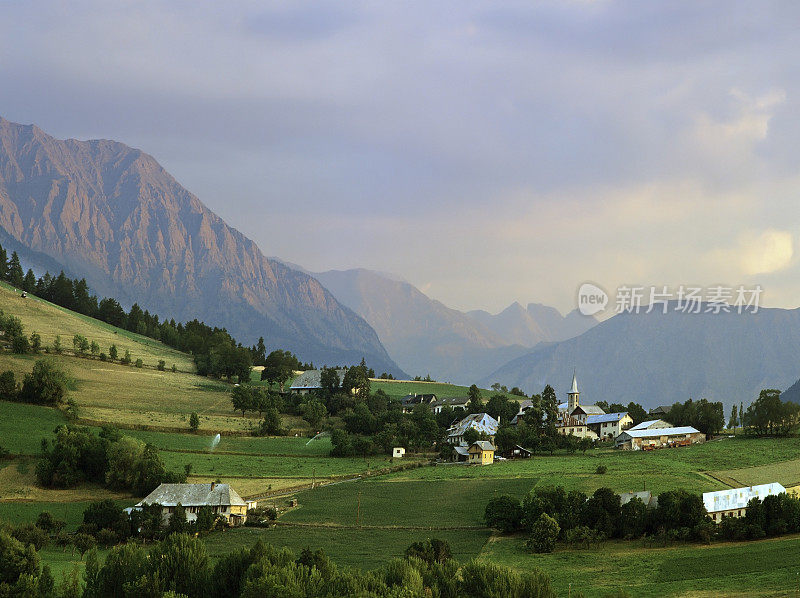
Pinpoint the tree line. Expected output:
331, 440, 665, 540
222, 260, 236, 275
0, 244, 258, 382
485, 482, 800, 554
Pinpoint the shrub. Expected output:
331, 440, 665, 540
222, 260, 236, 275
29, 332, 42, 353
595, 465, 607, 475
121, 350, 131, 365
18, 358, 72, 405
11, 523, 49, 550
0, 370, 17, 399
189, 412, 199, 432
526, 513, 560, 553
485, 495, 524, 533
135, 358, 143, 368
109, 344, 118, 361
11, 334, 30, 354
157, 360, 166, 371
99, 353, 107, 362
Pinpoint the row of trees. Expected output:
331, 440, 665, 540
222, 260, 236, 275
485, 485, 714, 552
0, 532, 556, 598
36, 425, 187, 496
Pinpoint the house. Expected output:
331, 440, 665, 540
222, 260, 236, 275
392, 447, 405, 458
289, 369, 348, 395
628, 419, 673, 431
134, 483, 248, 525
556, 414, 597, 440
620, 490, 658, 509
649, 405, 671, 417
503, 445, 533, 459
431, 396, 470, 413
615, 426, 705, 450
703, 483, 786, 522
400, 393, 437, 413
586, 412, 633, 439
446, 412, 499, 445
468, 441, 495, 465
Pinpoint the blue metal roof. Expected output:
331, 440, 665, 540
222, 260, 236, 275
585, 412, 628, 424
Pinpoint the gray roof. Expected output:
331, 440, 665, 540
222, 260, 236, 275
586, 412, 629, 424
290, 369, 347, 390
618, 426, 701, 439
402, 393, 437, 406
433, 396, 469, 407
572, 404, 605, 415
471, 440, 496, 451
629, 419, 672, 431
620, 490, 658, 508
136, 483, 246, 508
454, 446, 470, 456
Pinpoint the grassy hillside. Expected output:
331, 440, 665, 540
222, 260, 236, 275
0, 281, 195, 371
369, 378, 517, 400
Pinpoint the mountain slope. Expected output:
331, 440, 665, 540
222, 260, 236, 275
313, 268, 529, 383
0, 116, 403, 375
480, 306, 800, 409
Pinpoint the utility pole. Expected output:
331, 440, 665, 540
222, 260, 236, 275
356, 490, 362, 527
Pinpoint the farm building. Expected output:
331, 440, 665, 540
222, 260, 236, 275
628, 419, 673, 431
468, 440, 496, 465
446, 412, 499, 445
134, 483, 248, 525
289, 369, 348, 395
503, 445, 533, 459
703, 483, 786, 522
392, 447, 405, 458
649, 405, 671, 417
432, 396, 469, 413
401, 393, 437, 413
615, 426, 704, 450
586, 412, 633, 439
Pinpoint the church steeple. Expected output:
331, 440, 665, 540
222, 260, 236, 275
567, 370, 580, 411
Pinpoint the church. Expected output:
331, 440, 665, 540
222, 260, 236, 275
555, 373, 633, 440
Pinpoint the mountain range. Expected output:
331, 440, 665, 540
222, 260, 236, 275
480, 305, 800, 410
312, 268, 596, 383
0, 116, 404, 375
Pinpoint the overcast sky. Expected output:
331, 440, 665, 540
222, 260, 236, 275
2, 1, 800, 314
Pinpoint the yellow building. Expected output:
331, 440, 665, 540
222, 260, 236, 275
468, 441, 495, 465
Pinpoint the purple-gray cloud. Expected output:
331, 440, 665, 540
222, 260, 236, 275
1, 1, 799, 313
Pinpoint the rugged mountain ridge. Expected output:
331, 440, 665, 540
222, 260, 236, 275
480, 305, 800, 409
312, 268, 592, 384
0, 116, 404, 375
466, 302, 595, 347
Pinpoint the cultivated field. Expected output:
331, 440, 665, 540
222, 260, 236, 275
0, 353, 309, 434
0, 281, 195, 371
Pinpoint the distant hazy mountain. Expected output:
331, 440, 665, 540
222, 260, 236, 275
480, 306, 800, 410
0, 116, 404, 375
313, 268, 531, 383
466, 302, 596, 347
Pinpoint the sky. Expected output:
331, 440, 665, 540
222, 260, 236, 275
2, 1, 800, 315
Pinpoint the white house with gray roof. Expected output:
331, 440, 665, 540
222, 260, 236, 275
289, 369, 348, 395
135, 483, 248, 525
446, 412, 499, 446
